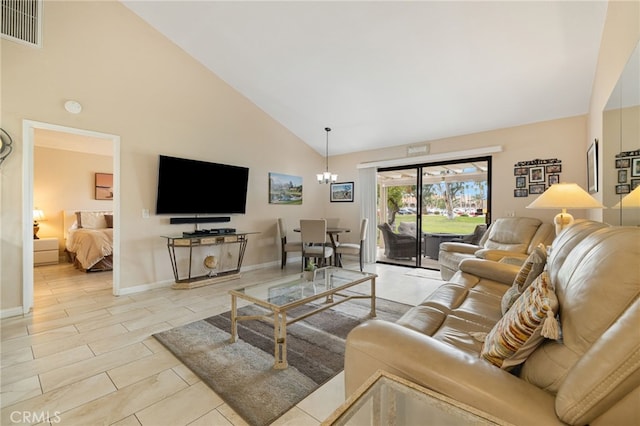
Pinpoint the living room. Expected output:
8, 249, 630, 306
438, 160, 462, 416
2, 1, 637, 316
1, 1, 639, 424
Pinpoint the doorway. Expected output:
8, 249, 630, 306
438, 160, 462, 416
22, 120, 120, 314
376, 157, 490, 269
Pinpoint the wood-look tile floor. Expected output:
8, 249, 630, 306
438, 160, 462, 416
1, 259, 443, 426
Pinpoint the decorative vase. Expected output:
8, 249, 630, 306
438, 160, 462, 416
303, 270, 315, 281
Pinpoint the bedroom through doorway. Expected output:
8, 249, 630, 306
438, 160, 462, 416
23, 120, 120, 314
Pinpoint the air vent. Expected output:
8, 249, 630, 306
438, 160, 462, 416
1, 0, 42, 47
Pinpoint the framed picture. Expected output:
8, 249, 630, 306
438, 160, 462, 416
616, 184, 631, 195
514, 188, 528, 198
515, 176, 526, 188
616, 158, 630, 168
529, 166, 545, 183
268, 172, 303, 204
632, 179, 640, 190
587, 141, 598, 193
529, 184, 546, 195
514, 167, 528, 176
618, 169, 628, 183
545, 164, 562, 173
330, 181, 354, 202
632, 158, 640, 177
548, 174, 560, 185
95, 173, 113, 200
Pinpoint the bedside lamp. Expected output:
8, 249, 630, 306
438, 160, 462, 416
33, 209, 46, 239
526, 183, 605, 235
612, 186, 640, 209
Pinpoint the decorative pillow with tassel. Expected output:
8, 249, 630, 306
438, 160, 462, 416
500, 244, 547, 315
481, 271, 560, 370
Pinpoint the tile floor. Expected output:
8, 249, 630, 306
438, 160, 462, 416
1, 258, 444, 426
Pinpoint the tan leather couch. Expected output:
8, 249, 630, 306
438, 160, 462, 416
438, 217, 554, 280
345, 220, 640, 425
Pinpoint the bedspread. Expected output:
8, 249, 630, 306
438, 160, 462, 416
66, 228, 113, 269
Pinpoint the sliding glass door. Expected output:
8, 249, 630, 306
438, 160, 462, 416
376, 157, 491, 269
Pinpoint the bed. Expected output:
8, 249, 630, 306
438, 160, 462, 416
64, 210, 114, 272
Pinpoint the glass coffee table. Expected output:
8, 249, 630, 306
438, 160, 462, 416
323, 370, 510, 425
229, 267, 377, 369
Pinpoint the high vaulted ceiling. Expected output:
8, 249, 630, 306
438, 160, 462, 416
122, 1, 608, 156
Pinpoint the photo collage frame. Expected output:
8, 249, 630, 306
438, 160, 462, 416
614, 149, 640, 195
513, 158, 562, 197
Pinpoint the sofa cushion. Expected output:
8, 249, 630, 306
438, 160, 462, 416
481, 272, 559, 369
501, 244, 547, 314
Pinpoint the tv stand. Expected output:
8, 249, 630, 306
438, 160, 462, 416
161, 231, 257, 289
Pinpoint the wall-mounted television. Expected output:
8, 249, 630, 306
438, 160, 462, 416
155, 155, 249, 215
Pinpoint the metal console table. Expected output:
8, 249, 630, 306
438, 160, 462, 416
161, 231, 257, 289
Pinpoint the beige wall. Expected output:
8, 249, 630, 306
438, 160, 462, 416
2, 0, 638, 315
1, 1, 327, 312
34, 146, 114, 252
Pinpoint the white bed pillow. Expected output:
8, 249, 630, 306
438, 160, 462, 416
76, 211, 112, 229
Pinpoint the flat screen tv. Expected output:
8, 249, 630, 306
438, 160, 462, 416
155, 155, 249, 215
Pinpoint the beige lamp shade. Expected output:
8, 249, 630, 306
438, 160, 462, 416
527, 183, 605, 234
612, 186, 640, 209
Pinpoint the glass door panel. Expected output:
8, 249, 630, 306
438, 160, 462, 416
377, 158, 490, 270
377, 168, 420, 267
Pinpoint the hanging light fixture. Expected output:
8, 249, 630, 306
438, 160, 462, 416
317, 127, 338, 184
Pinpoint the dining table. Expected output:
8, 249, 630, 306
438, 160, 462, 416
293, 226, 351, 265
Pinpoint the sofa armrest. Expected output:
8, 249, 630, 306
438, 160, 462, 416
440, 242, 480, 254
474, 249, 528, 262
345, 320, 562, 425
458, 258, 520, 286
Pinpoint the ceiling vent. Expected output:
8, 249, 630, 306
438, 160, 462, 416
1, 0, 42, 47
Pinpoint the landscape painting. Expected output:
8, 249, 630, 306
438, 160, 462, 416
95, 173, 113, 200
269, 172, 303, 204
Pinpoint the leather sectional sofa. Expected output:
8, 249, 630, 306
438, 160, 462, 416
438, 217, 554, 280
345, 220, 639, 425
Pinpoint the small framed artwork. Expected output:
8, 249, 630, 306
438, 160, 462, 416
632, 179, 640, 190
515, 176, 526, 188
632, 158, 640, 177
95, 173, 114, 200
514, 167, 528, 176
616, 158, 630, 168
587, 141, 598, 193
514, 189, 528, 198
529, 167, 545, 183
268, 172, 303, 204
545, 164, 562, 173
618, 169, 628, 183
330, 181, 354, 202
548, 174, 560, 185
529, 184, 546, 195
616, 184, 631, 195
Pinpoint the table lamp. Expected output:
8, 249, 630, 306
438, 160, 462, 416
526, 183, 605, 235
33, 209, 46, 239
612, 186, 640, 209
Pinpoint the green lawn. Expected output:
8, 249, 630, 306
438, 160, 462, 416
394, 214, 485, 234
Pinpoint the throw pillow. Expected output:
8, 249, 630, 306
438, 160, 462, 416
482, 271, 559, 370
104, 214, 113, 228
75, 211, 111, 229
500, 244, 547, 314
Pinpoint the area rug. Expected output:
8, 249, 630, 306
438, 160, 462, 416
153, 295, 411, 426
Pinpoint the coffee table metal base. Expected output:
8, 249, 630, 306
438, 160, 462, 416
229, 269, 377, 369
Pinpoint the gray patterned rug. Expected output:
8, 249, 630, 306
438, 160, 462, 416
153, 296, 411, 426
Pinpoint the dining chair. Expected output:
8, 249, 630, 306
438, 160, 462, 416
324, 218, 340, 228
277, 218, 303, 269
300, 219, 334, 270
336, 218, 368, 271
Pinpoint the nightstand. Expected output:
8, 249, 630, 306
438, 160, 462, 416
34, 237, 59, 266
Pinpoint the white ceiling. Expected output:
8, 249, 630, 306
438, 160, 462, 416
121, 1, 608, 156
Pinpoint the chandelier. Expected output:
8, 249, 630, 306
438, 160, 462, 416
317, 127, 338, 184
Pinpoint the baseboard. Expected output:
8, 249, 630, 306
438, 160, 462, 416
115, 260, 284, 295
1, 306, 26, 319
